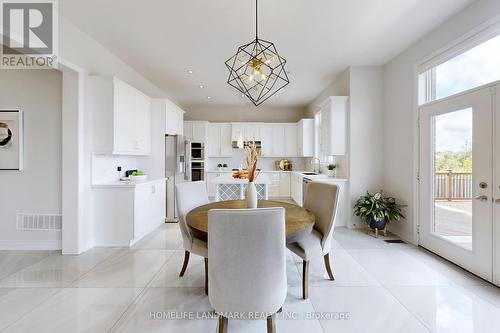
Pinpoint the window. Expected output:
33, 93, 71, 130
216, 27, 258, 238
419, 33, 500, 104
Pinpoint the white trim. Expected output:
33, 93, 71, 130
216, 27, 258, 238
417, 14, 500, 73
0, 240, 61, 250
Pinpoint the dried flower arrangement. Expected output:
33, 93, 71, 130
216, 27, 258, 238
245, 141, 260, 182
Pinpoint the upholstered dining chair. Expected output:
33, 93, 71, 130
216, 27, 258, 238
175, 181, 209, 294
208, 208, 287, 333
287, 182, 339, 299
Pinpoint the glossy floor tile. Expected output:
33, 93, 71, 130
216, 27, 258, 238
3, 288, 142, 333
0, 250, 54, 280
0, 288, 60, 330
387, 286, 500, 333
0, 248, 119, 287
309, 286, 431, 333
70, 250, 175, 287
0, 226, 499, 333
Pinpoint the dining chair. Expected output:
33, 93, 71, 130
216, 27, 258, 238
175, 181, 209, 294
208, 208, 287, 333
287, 182, 339, 299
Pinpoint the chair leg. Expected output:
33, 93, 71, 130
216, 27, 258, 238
204, 257, 208, 296
179, 251, 190, 277
324, 253, 335, 281
302, 260, 309, 299
218, 315, 228, 333
267, 313, 276, 333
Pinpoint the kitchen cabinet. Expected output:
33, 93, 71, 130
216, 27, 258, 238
260, 125, 274, 157
320, 96, 348, 155
151, 99, 184, 136
297, 119, 314, 157
261, 172, 291, 198
206, 171, 233, 198
208, 123, 232, 157
89, 76, 152, 155
184, 121, 208, 142
92, 179, 166, 246
284, 124, 298, 157
272, 125, 286, 156
291, 172, 304, 206
231, 122, 262, 142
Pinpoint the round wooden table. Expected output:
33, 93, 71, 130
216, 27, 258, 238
186, 200, 315, 243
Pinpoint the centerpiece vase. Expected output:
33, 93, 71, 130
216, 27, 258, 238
246, 181, 258, 208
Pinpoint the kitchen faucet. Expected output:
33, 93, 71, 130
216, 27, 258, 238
310, 157, 321, 174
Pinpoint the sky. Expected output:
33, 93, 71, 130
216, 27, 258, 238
431, 34, 500, 153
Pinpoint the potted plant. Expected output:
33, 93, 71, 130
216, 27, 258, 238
327, 164, 336, 177
353, 191, 405, 230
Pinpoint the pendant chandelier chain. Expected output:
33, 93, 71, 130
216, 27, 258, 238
255, 0, 258, 39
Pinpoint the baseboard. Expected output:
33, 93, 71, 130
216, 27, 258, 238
0, 239, 62, 250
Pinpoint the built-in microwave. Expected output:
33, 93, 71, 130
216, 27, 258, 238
191, 142, 205, 160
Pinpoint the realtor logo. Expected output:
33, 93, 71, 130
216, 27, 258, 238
1, 0, 58, 69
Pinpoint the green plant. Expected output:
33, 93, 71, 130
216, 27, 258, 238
327, 164, 337, 171
131, 170, 144, 176
353, 191, 405, 224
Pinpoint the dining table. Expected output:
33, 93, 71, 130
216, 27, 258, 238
186, 199, 316, 243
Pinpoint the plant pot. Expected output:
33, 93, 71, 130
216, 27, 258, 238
369, 217, 387, 230
245, 182, 258, 208
327, 169, 336, 177
129, 175, 148, 183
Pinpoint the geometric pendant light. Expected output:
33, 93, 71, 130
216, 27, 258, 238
225, 0, 290, 106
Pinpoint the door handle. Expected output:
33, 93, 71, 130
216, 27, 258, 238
474, 195, 488, 202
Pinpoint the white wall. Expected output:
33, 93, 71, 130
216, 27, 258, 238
185, 105, 307, 123
0, 70, 62, 249
383, 0, 500, 242
306, 69, 350, 117
349, 66, 385, 227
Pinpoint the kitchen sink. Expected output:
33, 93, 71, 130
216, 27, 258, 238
301, 172, 319, 175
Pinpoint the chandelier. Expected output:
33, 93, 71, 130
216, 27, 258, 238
225, 0, 290, 106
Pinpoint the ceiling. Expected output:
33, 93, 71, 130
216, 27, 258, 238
61, 0, 474, 108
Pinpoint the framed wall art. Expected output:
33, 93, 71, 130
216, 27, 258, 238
0, 110, 24, 170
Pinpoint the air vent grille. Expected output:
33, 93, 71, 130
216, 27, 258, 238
16, 213, 62, 231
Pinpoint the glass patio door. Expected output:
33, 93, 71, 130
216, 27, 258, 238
419, 86, 493, 281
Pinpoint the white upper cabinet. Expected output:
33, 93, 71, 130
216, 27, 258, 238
184, 121, 208, 142
231, 123, 262, 142
260, 125, 274, 157
297, 119, 314, 157
89, 76, 151, 155
272, 125, 286, 157
208, 123, 232, 157
320, 96, 348, 155
162, 99, 184, 135
284, 124, 298, 157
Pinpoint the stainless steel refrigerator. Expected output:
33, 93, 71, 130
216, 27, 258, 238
165, 135, 189, 222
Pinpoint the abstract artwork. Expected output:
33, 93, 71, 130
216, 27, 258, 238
0, 110, 23, 170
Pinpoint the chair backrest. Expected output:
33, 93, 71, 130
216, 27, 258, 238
175, 181, 209, 248
303, 182, 340, 251
208, 208, 287, 315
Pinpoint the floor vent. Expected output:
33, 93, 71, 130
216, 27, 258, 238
16, 213, 62, 231
384, 239, 406, 244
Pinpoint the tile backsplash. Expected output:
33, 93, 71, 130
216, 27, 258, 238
206, 149, 306, 171
92, 153, 146, 184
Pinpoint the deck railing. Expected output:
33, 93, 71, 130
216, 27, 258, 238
435, 171, 472, 201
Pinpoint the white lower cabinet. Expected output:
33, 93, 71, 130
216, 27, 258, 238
261, 172, 291, 198
291, 172, 304, 206
92, 180, 166, 246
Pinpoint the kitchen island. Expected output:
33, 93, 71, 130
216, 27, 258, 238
212, 173, 271, 201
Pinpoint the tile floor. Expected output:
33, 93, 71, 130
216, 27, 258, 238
0, 225, 499, 332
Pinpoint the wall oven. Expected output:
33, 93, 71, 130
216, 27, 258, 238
191, 161, 205, 181
191, 142, 205, 160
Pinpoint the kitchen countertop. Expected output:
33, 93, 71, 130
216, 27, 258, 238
212, 173, 271, 185
92, 177, 167, 189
